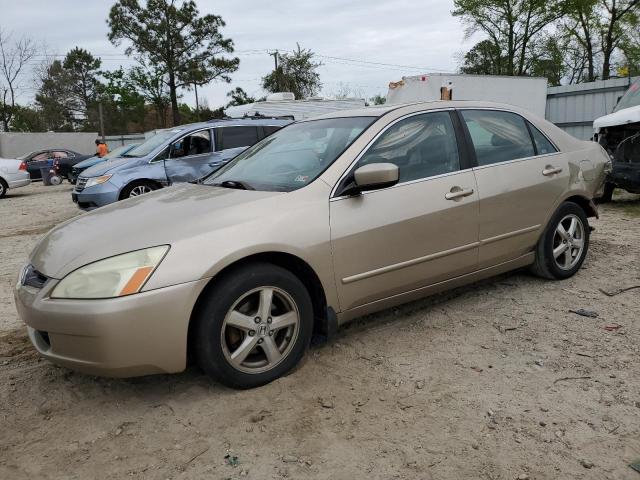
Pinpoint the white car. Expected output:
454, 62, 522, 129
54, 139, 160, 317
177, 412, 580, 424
0, 158, 30, 198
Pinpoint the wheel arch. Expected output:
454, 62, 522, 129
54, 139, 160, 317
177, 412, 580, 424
563, 194, 598, 219
186, 251, 332, 364
118, 178, 163, 200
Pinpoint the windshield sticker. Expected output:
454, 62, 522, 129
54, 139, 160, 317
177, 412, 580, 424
294, 175, 309, 183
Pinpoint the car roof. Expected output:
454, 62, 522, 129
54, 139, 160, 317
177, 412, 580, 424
176, 118, 292, 131
311, 100, 537, 120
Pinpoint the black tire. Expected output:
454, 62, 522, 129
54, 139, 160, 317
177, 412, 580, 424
530, 201, 590, 280
597, 182, 615, 203
0, 178, 7, 198
67, 173, 76, 184
193, 262, 313, 389
120, 180, 158, 199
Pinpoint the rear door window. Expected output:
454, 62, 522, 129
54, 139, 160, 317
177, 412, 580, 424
528, 122, 557, 155
31, 152, 49, 161
461, 110, 535, 166
218, 126, 259, 150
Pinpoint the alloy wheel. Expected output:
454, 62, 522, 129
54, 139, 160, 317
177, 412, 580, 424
221, 286, 300, 374
552, 214, 585, 270
129, 185, 152, 197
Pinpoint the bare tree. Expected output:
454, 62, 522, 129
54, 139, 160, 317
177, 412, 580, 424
0, 29, 37, 131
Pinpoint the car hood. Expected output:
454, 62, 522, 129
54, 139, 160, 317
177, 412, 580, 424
81, 156, 142, 177
30, 183, 283, 279
593, 105, 640, 131
73, 156, 103, 169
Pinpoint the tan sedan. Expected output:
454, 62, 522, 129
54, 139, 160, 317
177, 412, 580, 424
15, 101, 610, 388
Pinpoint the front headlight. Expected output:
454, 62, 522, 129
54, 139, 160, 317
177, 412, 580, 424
85, 174, 112, 188
51, 246, 169, 299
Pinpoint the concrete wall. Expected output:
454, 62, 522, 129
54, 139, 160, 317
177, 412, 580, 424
546, 77, 637, 140
0, 132, 98, 159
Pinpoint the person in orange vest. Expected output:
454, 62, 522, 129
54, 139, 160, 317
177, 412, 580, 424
95, 139, 109, 158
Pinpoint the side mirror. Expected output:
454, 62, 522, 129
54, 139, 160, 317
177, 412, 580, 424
339, 162, 399, 196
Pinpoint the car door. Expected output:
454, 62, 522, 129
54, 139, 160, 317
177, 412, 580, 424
457, 109, 569, 269
330, 110, 480, 311
26, 151, 51, 179
164, 128, 218, 183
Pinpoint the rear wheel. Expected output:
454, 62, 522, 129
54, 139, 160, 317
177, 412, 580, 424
193, 263, 313, 389
0, 178, 7, 198
530, 202, 590, 280
597, 182, 615, 203
121, 180, 158, 199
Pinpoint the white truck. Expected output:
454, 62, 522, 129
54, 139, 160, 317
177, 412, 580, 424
385, 73, 548, 118
592, 78, 640, 201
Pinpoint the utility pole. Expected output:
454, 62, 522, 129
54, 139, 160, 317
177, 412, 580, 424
194, 82, 199, 115
98, 102, 105, 142
270, 50, 279, 91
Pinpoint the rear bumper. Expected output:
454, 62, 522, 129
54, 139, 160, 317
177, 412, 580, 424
14, 277, 210, 377
6, 171, 30, 189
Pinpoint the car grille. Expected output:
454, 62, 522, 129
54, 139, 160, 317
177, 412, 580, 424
75, 177, 88, 192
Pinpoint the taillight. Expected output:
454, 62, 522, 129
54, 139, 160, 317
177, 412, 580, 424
19, 162, 27, 171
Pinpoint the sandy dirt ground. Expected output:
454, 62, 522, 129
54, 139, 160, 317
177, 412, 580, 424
0, 183, 639, 480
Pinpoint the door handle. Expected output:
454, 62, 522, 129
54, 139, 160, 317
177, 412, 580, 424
542, 165, 563, 176
445, 187, 474, 200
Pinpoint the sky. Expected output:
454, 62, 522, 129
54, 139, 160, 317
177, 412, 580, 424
0, 0, 477, 109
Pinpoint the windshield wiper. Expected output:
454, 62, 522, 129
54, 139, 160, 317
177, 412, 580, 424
212, 180, 255, 190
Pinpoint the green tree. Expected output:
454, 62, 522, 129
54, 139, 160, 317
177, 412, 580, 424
562, 0, 639, 81
9, 104, 45, 132
63, 47, 102, 127
453, 0, 564, 76
108, 0, 239, 126
460, 39, 505, 74
369, 94, 386, 105
530, 36, 566, 86
262, 44, 322, 99
35, 60, 74, 131
226, 87, 256, 107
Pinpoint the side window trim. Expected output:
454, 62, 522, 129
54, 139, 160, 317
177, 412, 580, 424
331, 108, 464, 199
451, 110, 477, 169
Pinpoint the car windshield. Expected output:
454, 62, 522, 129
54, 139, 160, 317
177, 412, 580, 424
614, 79, 640, 112
204, 117, 375, 192
124, 129, 182, 157
105, 143, 139, 159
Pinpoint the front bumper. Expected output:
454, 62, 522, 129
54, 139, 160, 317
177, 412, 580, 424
14, 277, 209, 377
608, 163, 640, 193
72, 181, 121, 210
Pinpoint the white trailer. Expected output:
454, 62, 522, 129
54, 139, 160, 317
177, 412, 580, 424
386, 73, 548, 118
224, 94, 366, 121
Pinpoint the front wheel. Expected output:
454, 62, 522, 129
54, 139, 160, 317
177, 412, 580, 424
121, 181, 158, 199
193, 263, 313, 389
530, 201, 590, 280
